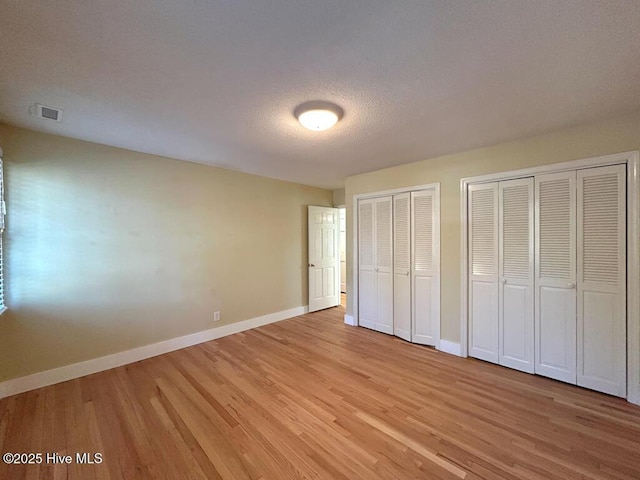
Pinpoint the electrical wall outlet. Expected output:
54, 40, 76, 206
213, 311, 221, 322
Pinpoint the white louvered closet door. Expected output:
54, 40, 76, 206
358, 199, 376, 330
374, 196, 394, 334
469, 183, 499, 363
393, 193, 411, 341
535, 171, 577, 384
499, 178, 534, 373
577, 165, 626, 397
412, 190, 439, 346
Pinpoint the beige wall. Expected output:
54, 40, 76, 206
345, 111, 640, 343
0, 124, 332, 382
332, 188, 345, 206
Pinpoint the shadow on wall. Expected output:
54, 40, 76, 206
0, 161, 225, 379
0, 148, 330, 381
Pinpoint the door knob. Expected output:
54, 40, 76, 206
567, 282, 575, 289
308, 263, 315, 267
501, 278, 507, 284
405, 271, 410, 276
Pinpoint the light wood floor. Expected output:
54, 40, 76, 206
1, 302, 639, 480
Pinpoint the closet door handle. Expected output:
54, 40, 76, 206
405, 271, 410, 276
501, 278, 507, 285
567, 282, 575, 289
308, 263, 315, 267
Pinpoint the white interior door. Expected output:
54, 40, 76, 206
535, 171, 577, 383
577, 165, 626, 397
393, 193, 411, 341
374, 197, 394, 334
469, 183, 499, 363
412, 190, 439, 346
499, 178, 534, 373
358, 199, 376, 329
308, 206, 340, 312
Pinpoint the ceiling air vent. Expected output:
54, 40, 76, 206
29, 103, 64, 123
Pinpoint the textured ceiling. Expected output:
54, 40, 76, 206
1, 1, 640, 189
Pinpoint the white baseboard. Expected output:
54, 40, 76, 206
437, 340, 462, 357
344, 314, 356, 326
0, 305, 308, 399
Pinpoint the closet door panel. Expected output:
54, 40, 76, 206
412, 190, 439, 346
538, 286, 576, 380
577, 165, 626, 397
393, 193, 411, 341
374, 197, 393, 334
535, 171, 577, 384
471, 281, 499, 361
499, 178, 534, 373
376, 272, 394, 334
359, 271, 375, 330
501, 284, 532, 370
358, 199, 376, 330
469, 183, 499, 363
413, 276, 433, 341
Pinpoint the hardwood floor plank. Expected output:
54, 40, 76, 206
1, 301, 640, 479
356, 410, 466, 479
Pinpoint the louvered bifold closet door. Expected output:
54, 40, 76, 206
374, 196, 394, 334
412, 190, 439, 346
535, 171, 577, 384
393, 193, 411, 341
499, 178, 534, 373
358, 199, 376, 330
469, 183, 499, 363
577, 165, 626, 397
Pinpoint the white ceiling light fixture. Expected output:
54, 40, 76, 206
294, 101, 344, 131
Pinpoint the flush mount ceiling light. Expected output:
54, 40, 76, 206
294, 101, 344, 131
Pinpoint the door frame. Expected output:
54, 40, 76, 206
460, 150, 640, 405
337, 206, 347, 295
351, 183, 440, 344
